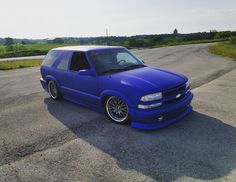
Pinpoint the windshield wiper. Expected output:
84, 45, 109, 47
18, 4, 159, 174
101, 68, 126, 75
124, 64, 146, 70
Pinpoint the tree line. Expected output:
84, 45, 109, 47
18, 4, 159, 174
1, 30, 236, 50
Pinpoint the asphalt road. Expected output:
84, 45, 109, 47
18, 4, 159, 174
0, 43, 236, 182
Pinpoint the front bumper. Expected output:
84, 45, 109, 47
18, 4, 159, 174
40, 78, 48, 91
130, 92, 193, 130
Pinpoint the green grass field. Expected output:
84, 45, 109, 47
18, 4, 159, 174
0, 43, 77, 58
0, 59, 42, 70
208, 42, 236, 59
22, 43, 78, 51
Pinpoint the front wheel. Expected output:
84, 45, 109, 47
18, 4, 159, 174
105, 96, 129, 124
48, 80, 61, 100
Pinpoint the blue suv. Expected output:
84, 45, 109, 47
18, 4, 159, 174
40, 46, 193, 130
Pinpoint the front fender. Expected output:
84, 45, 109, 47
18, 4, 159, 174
100, 90, 136, 108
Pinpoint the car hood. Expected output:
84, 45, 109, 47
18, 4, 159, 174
110, 67, 188, 93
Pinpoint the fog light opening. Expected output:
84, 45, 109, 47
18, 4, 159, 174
158, 116, 164, 122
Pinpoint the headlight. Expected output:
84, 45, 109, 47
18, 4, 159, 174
185, 81, 190, 89
140, 92, 162, 102
185, 81, 191, 94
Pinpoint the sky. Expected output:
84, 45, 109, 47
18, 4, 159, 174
0, 0, 236, 39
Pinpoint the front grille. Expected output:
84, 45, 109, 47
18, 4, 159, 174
163, 95, 185, 105
163, 84, 186, 97
160, 83, 189, 106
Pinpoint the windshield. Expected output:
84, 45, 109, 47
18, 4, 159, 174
88, 48, 145, 75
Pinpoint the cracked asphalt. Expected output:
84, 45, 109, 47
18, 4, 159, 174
0, 43, 236, 182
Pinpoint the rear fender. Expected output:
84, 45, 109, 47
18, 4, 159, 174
45, 75, 61, 91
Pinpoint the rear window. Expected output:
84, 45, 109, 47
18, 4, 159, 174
42, 50, 61, 67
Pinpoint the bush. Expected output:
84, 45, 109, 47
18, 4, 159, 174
0, 50, 47, 58
230, 37, 236, 45
127, 38, 145, 47
214, 31, 232, 40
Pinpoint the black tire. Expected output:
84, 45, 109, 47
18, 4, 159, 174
48, 80, 62, 100
104, 96, 129, 124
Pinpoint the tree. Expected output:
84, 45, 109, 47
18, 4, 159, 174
147, 35, 163, 46
127, 38, 145, 47
209, 30, 218, 39
4, 37, 14, 46
173, 28, 178, 35
53, 38, 64, 44
214, 31, 232, 39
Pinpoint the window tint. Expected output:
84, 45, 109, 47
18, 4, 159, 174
70, 52, 90, 71
89, 49, 143, 75
57, 53, 70, 70
42, 50, 61, 67
117, 52, 137, 64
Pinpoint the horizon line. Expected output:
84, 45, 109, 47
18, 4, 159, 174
1, 29, 235, 40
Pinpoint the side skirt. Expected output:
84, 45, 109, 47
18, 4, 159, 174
63, 95, 104, 113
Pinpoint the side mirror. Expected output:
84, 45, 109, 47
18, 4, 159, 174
79, 69, 94, 76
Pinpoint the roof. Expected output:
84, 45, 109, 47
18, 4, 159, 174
52, 45, 125, 52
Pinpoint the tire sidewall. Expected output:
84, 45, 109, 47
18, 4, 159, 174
48, 80, 60, 100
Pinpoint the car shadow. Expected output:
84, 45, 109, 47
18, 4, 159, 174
44, 97, 236, 181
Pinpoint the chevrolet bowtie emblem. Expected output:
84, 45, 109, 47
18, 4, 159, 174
176, 94, 181, 98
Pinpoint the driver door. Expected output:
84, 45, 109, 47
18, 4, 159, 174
61, 51, 99, 105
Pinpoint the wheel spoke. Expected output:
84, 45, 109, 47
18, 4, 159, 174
106, 96, 128, 122
49, 81, 58, 99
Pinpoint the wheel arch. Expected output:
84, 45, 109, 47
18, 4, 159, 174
100, 90, 135, 108
45, 75, 60, 88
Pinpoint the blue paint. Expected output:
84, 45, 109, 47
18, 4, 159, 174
40, 46, 193, 130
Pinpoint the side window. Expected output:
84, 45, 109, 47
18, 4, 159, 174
57, 53, 70, 70
70, 52, 90, 71
42, 50, 61, 67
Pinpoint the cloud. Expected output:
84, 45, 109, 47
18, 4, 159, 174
189, 8, 236, 16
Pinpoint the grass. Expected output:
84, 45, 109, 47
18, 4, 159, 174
0, 43, 77, 58
0, 59, 42, 70
22, 43, 77, 52
208, 42, 236, 59
0, 40, 226, 58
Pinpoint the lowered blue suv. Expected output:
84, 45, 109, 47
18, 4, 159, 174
40, 46, 193, 130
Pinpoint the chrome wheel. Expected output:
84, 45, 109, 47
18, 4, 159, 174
106, 96, 129, 123
48, 80, 58, 99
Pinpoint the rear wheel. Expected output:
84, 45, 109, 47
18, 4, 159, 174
48, 80, 61, 100
105, 96, 129, 124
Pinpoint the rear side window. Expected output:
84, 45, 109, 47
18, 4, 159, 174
70, 52, 90, 71
57, 53, 71, 70
42, 50, 61, 67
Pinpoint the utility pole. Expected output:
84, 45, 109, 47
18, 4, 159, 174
106, 28, 109, 45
